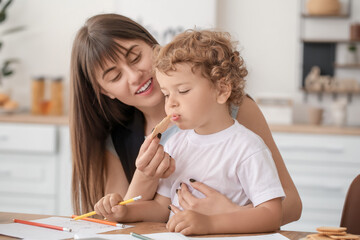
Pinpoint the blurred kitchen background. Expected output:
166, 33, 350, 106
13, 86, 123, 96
0, 0, 359, 232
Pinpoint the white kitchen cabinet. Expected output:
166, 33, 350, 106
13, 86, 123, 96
0, 123, 72, 215
273, 132, 360, 232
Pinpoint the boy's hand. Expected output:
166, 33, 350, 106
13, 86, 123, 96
166, 205, 212, 235
94, 193, 128, 222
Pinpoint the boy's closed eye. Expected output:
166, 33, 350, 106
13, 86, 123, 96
178, 89, 190, 94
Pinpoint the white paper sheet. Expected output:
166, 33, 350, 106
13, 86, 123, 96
34, 217, 133, 234
188, 233, 289, 240
0, 217, 133, 240
74, 232, 288, 240
74, 232, 188, 240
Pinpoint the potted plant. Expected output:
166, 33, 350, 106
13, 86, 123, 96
346, 43, 358, 65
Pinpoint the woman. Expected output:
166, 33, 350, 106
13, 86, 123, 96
70, 13, 302, 225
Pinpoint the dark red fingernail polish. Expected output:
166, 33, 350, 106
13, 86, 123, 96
189, 178, 196, 182
157, 133, 162, 139
168, 205, 172, 211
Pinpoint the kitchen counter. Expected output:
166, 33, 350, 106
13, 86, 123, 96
270, 124, 360, 136
1, 113, 360, 135
0, 113, 68, 125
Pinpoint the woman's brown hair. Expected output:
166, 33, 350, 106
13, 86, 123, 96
70, 14, 158, 214
154, 30, 247, 108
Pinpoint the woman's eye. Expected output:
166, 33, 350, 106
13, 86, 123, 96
110, 72, 122, 82
179, 89, 190, 94
130, 53, 141, 64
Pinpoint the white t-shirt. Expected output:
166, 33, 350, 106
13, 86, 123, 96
157, 120, 285, 218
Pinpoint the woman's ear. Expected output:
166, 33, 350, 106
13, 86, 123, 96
216, 79, 231, 104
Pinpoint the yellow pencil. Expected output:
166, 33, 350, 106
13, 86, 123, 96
73, 195, 142, 220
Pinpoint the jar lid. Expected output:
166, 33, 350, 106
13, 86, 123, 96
32, 76, 45, 81
51, 76, 63, 82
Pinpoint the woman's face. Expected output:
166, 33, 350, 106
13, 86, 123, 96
96, 39, 164, 111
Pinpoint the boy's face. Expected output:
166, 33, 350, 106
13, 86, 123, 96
156, 63, 225, 134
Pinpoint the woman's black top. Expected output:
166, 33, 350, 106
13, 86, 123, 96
111, 109, 145, 183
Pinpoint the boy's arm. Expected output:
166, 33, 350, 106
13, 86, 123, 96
119, 194, 171, 223
210, 198, 282, 234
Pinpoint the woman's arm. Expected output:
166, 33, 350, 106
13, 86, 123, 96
167, 198, 282, 235
95, 192, 171, 223
105, 134, 175, 201
236, 96, 302, 225
105, 150, 159, 200
120, 194, 171, 223
104, 150, 129, 196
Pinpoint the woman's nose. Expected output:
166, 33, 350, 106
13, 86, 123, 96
127, 68, 143, 85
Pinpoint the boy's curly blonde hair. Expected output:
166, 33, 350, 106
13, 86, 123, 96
154, 29, 247, 108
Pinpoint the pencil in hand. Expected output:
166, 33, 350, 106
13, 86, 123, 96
72, 195, 142, 220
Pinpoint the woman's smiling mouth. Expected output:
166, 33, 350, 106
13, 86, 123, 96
136, 78, 153, 95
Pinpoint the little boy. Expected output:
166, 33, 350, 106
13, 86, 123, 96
95, 30, 285, 235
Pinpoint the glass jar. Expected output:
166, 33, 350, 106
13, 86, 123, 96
31, 76, 45, 115
49, 76, 63, 116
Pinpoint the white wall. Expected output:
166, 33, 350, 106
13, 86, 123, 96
115, 0, 217, 45
1, 0, 359, 122
0, 0, 217, 112
217, 0, 360, 126
0, 0, 117, 111
217, 0, 301, 100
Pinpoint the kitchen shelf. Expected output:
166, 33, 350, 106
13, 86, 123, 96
300, 0, 359, 97
303, 88, 360, 94
334, 63, 360, 69
302, 39, 360, 43
301, 13, 350, 18
301, 87, 360, 102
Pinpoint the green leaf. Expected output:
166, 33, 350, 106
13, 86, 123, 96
1, 59, 18, 77
0, 11, 6, 23
0, 0, 13, 24
2, 25, 25, 35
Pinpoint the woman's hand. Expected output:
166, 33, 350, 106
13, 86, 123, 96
178, 180, 243, 215
94, 193, 128, 222
167, 205, 212, 235
135, 134, 175, 179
